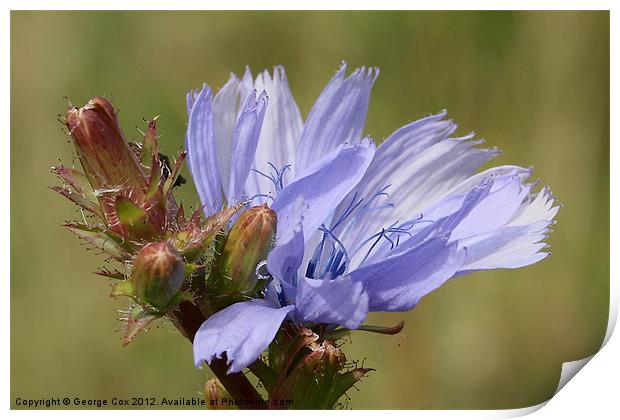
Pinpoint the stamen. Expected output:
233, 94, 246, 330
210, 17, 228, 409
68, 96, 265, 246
305, 224, 351, 280
250, 168, 279, 188
333, 185, 394, 240
331, 192, 363, 231
305, 185, 433, 277
249, 193, 276, 205
305, 185, 400, 279
319, 225, 350, 267
267, 162, 291, 191
251, 162, 292, 195
360, 229, 387, 266
354, 215, 429, 265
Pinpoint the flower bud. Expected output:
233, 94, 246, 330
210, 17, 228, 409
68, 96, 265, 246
271, 340, 360, 409
218, 204, 276, 294
131, 242, 185, 312
302, 340, 345, 376
204, 378, 234, 410
295, 341, 372, 409
65, 97, 166, 236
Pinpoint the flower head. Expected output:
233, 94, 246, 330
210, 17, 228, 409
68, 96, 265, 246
187, 63, 559, 373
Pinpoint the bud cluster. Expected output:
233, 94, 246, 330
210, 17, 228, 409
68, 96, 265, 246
54, 97, 274, 344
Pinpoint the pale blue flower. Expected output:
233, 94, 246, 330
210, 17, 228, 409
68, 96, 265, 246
187, 63, 558, 373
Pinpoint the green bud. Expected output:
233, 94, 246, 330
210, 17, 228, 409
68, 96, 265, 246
131, 242, 185, 312
218, 204, 277, 294
271, 340, 371, 409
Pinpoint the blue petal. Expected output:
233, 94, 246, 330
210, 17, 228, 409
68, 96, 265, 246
186, 89, 198, 115
295, 275, 368, 329
267, 197, 307, 286
193, 300, 294, 373
212, 74, 241, 197
378, 133, 500, 216
294, 63, 378, 176
331, 112, 500, 259
265, 276, 298, 308
509, 185, 559, 226
350, 237, 465, 312
457, 186, 559, 271
227, 90, 269, 204
450, 175, 530, 240
239, 66, 254, 107
374, 177, 493, 261
432, 177, 496, 236
245, 66, 303, 205
186, 85, 223, 216
458, 221, 552, 271
272, 139, 376, 244
380, 173, 530, 250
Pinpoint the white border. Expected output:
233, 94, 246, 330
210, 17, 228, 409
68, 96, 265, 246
3, 2, 616, 418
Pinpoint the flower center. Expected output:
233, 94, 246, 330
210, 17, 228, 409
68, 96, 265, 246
304, 184, 428, 278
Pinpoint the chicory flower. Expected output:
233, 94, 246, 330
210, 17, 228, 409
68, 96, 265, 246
187, 63, 558, 373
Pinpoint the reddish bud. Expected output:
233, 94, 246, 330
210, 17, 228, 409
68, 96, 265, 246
65, 97, 166, 237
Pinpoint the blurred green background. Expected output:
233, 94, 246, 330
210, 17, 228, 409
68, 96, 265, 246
10, 11, 609, 409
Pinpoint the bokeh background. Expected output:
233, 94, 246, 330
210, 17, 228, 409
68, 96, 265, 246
11, 11, 609, 409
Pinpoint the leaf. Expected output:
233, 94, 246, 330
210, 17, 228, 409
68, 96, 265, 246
174, 204, 246, 264
356, 320, 405, 335
64, 223, 130, 261
52, 166, 97, 201
184, 263, 201, 278
327, 368, 374, 408
176, 203, 186, 226
95, 268, 126, 280
203, 202, 245, 234
325, 320, 405, 340
168, 291, 193, 308
122, 307, 159, 346
145, 154, 162, 200
114, 197, 157, 239
115, 197, 146, 224
110, 280, 134, 298
201, 203, 246, 251
279, 327, 319, 374
51, 186, 103, 219
140, 118, 159, 170
248, 359, 278, 393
